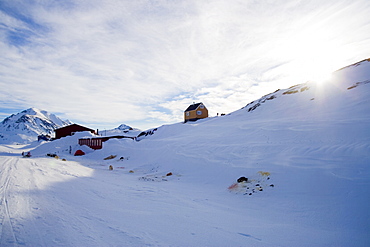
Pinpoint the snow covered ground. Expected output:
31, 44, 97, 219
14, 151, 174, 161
1, 60, 370, 246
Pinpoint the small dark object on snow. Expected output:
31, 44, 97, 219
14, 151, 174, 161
166, 172, 173, 176
249, 193, 252, 195
119, 157, 125, 160
38, 134, 51, 141
109, 165, 113, 170
23, 152, 31, 157
267, 177, 270, 180
237, 177, 248, 183
255, 183, 260, 186
269, 184, 275, 187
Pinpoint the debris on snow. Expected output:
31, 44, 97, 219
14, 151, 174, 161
139, 172, 180, 182
237, 176, 248, 183
104, 155, 117, 160
228, 171, 274, 196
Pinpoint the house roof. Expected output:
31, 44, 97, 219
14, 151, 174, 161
184, 102, 204, 112
55, 123, 94, 132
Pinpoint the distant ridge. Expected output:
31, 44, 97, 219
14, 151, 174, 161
336, 58, 370, 71
100, 124, 141, 137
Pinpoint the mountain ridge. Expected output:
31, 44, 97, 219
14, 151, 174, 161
0, 107, 71, 144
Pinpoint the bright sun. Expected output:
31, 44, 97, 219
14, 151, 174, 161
278, 27, 349, 84
296, 57, 334, 83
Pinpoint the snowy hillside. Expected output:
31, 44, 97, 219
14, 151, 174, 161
0, 108, 71, 144
0, 59, 369, 246
238, 58, 370, 118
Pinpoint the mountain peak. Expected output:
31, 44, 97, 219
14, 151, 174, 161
21, 107, 55, 119
0, 108, 71, 144
22, 107, 39, 114
117, 124, 132, 130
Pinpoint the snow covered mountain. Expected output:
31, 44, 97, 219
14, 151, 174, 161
0, 107, 71, 144
100, 123, 141, 137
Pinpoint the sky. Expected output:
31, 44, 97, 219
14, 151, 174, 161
0, 0, 369, 130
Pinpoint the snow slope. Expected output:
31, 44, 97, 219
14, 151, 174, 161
0, 59, 369, 246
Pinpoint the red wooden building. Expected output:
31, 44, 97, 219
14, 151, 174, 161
78, 136, 135, 150
55, 124, 96, 139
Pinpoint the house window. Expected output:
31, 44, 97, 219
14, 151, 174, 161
199, 105, 204, 109
186, 112, 190, 116
197, 110, 202, 115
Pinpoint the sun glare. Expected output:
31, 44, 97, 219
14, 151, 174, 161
298, 58, 334, 83
278, 27, 348, 85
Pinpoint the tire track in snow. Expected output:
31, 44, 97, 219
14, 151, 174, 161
0, 158, 18, 246
16, 161, 47, 247
0, 157, 47, 246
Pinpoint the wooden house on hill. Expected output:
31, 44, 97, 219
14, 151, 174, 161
55, 124, 96, 139
184, 102, 208, 122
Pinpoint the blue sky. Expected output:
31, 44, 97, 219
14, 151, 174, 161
1, 0, 370, 130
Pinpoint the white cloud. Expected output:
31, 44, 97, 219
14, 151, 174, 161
1, 0, 370, 129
